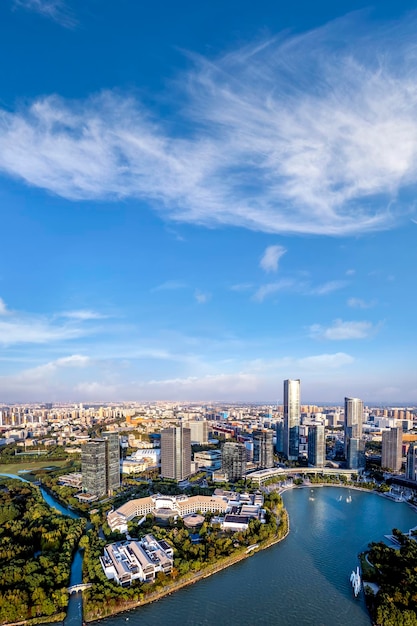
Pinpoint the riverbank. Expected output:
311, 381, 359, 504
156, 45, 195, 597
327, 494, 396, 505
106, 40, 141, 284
84, 509, 290, 623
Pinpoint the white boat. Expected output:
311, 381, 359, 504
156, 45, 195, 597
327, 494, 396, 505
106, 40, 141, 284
350, 566, 361, 597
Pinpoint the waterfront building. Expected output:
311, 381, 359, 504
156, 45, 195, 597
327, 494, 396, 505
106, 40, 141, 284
160, 426, 191, 481
222, 441, 247, 481
253, 429, 274, 468
307, 424, 325, 467
344, 397, 364, 469
406, 442, 417, 481
347, 438, 366, 471
284, 379, 301, 460
381, 426, 403, 471
100, 534, 173, 586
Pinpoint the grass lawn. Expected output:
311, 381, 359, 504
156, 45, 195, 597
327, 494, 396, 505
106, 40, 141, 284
0, 459, 69, 477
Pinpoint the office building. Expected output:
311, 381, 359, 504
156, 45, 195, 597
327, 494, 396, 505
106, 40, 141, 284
253, 429, 274, 469
275, 421, 284, 454
82, 433, 121, 498
381, 427, 403, 471
344, 397, 364, 468
102, 432, 121, 492
160, 427, 191, 481
222, 442, 247, 481
307, 424, 325, 467
187, 420, 209, 445
284, 379, 300, 460
82, 439, 107, 498
406, 442, 417, 481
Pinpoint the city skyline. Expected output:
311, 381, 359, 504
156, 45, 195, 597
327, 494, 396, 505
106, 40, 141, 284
1, 1, 417, 403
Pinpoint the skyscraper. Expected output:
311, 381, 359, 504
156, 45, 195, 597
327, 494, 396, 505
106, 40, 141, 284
381, 427, 403, 471
82, 439, 107, 498
344, 397, 364, 469
221, 442, 247, 481
160, 426, 191, 481
253, 429, 274, 468
81, 433, 121, 498
284, 379, 300, 460
102, 432, 121, 493
307, 424, 325, 467
406, 442, 417, 481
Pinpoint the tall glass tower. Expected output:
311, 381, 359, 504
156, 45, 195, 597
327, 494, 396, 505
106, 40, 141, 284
284, 379, 300, 461
344, 397, 364, 469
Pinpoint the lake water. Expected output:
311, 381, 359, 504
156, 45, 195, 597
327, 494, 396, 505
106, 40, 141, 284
93, 487, 417, 626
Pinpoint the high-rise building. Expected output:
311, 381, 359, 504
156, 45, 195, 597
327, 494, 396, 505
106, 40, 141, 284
275, 421, 284, 454
160, 427, 191, 481
284, 379, 300, 460
347, 438, 366, 470
381, 427, 403, 471
82, 439, 107, 498
344, 397, 364, 468
308, 424, 325, 467
221, 442, 247, 481
253, 429, 274, 468
406, 442, 417, 481
102, 432, 121, 493
81, 433, 121, 498
187, 420, 209, 445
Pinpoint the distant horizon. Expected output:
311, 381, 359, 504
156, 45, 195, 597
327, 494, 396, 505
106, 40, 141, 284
1, 398, 416, 409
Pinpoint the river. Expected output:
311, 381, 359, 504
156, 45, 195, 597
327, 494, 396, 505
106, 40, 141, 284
0, 473, 83, 625
2, 477, 417, 625
92, 487, 417, 626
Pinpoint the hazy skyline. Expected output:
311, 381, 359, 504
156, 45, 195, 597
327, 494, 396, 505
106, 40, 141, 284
0, 1, 416, 403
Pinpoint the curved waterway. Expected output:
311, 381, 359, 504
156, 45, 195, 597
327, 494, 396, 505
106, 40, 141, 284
0, 473, 83, 625
94, 487, 417, 626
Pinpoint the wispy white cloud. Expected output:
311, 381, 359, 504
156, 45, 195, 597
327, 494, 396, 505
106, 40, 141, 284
12, 0, 75, 27
1, 15, 417, 234
151, 280, 187, 292
260, 245, 286, 273
347, 297, 376, 309
194, 290, 211, 304
230, 283, 253, 292
253, 279, 294, 302
60, 309, 107, 320
309, 280, 347, 295
0, 298, 8, 315
309, 319, 375, 340
0, 299, 100, 345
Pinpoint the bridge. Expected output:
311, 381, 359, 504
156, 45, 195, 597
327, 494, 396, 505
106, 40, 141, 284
67, 583, 92, 594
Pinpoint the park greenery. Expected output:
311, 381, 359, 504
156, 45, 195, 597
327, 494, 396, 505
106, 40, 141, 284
82, 490, 287, 621
0, 478, 85, 625
363, 530, 417, 626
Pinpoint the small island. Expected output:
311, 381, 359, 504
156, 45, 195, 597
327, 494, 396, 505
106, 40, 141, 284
361, 529, 417, 626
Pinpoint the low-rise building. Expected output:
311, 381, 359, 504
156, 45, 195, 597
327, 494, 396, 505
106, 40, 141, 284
100, 535, 173, 586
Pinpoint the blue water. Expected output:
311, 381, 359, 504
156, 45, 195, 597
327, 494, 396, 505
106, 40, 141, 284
93, 487, 417, 626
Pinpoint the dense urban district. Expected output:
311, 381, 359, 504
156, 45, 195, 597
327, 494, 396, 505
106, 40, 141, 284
1, 379, 417, 625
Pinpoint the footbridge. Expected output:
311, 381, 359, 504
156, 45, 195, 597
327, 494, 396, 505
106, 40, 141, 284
67, 583, 92, 594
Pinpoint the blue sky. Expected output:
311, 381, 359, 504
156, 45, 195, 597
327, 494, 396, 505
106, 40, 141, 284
1, 0, 417, 404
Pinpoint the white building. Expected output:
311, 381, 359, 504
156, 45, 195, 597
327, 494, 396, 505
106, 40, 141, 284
100, 534, 173, 586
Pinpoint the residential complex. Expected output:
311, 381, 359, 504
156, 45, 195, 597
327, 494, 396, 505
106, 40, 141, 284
381, 426, 403, 471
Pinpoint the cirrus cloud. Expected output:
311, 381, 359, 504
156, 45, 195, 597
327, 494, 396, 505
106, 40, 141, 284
1, 15, 417, 234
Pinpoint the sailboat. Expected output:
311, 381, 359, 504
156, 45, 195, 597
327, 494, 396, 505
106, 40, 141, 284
350, 566, 361, 597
